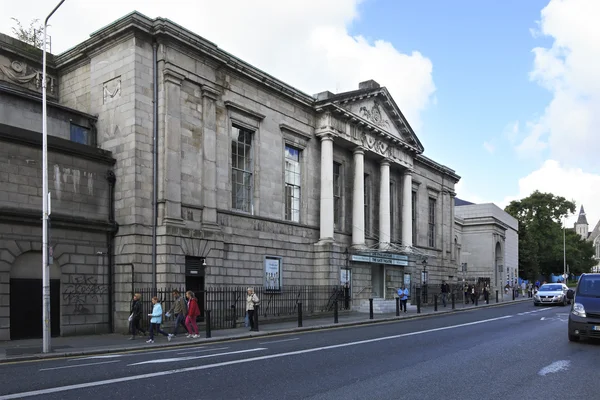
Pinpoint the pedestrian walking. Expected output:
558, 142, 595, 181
470, 285, 476, 304
464, 282, 470, 304
246, 288, 260, 331
147, 296, 171, 343
165, 290, 188, 337
185, 291, 201, 338
128, 293, 146, 340
397, 285, 409, 313
440, 281, 449, 307
483, 285, 490, 304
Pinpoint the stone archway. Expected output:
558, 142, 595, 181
494, 242, 503, 288
8, 250, 62, 340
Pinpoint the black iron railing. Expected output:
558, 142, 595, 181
133, 285, 350, 330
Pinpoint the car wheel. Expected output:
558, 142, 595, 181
568, 334, 580, 342
534, 302, 539, 307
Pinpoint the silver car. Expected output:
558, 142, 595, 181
534, 283, 570, 306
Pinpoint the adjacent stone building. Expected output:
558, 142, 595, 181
573, 205, 600, 273
453, 199, 519, 289
0, 11, 462, 339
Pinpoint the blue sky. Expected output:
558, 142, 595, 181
351, 0, 553, 203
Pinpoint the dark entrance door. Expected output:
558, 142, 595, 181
10, 279, 60, 340
185, 256, 206, 322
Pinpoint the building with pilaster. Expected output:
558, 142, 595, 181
0, 11, 461, 339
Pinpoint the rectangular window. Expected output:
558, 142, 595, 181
231, 125, 253, 213
333, 162, 342, 229
390, 182, 395, 241
428, 197, 436, 247
70, 123, 91, 145
284, 145, 301, 222
412, 191, 417, 244
364, 174, 371, 236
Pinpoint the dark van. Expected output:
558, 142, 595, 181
567, 273, 600, 342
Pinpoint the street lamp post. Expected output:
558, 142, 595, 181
563, 216, 567, 283
42, 0, 66, 354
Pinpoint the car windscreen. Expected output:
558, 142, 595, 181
539, 285, 562, 291
576, 277, 600, 297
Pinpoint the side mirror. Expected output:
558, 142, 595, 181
566, 289, 574, 300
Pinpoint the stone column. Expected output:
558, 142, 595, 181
401, 169, 413, 246
379, 160, 391, 248
162, 69, 185, 226
202, 86, 220, 229
319, 134, 334, 243
352, 148, 365, 247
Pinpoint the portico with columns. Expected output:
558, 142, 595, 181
313, 80, 460, 306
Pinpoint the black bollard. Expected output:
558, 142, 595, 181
205, 309, 212, 338
298, 302, 303, 327
451, 293, 455, 310
369, 298, 374, 319
475, 295, 478, 306
395, 297, 400, 317
416, 288, 421, 314
434, 295, 438, 311
496, 290, 499, 303
253, 305, 259, 331
512, 289, 515, 301
334, 300, 339, 324
231, 305, 236, 329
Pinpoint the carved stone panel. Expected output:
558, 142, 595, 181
103, 76, 121, 104
0, 56, 56, 95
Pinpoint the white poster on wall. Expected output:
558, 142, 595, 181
264, 257, 281, 291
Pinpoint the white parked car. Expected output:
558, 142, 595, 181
534, 283, 570, 306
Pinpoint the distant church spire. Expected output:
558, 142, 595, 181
577, 205, 589, 225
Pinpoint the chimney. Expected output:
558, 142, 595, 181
359, 80, 380, 90
313, 90, 335, 101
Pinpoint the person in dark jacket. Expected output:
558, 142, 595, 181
166, 290, 188, 337
129, 293, 146, 340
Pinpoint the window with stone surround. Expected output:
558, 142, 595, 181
412, 190, 417, 244
231, 125, 254, 213
333, 162, 342, 229
70, 123, 91, 145
284, 145, 301, 223
364, 174, 371, 236
428, 197, 436, 248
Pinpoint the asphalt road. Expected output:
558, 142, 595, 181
0, 301, 598, 400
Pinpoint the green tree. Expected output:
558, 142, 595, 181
564, 229, 596, 276
505, 191, 576, 279
10, 18, 45, 49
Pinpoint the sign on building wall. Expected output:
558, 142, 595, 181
350, 252, 409, 266
264, 256, 282, 291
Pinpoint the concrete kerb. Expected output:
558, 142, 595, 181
0, 297, 532, 364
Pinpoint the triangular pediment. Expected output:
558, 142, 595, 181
328, 88, 424, 152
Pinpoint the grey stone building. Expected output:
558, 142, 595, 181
0, 11, 462, 339
453, 199, 519, 290
572, 205, 600, 273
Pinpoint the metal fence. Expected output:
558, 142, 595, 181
133, 285, 349, 331
410, 282, 496, 305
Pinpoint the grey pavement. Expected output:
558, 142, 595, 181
0, 295, 529, 362
0, 300, 595, 400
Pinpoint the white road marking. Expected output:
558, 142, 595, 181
538, 360, 571, 376
0, 314, 513, 399
176, 347, 229, 355
68, 345, 210, 362
259, 338, 299, 344
127, 348, 267, 366
39, 360, 120, 372
72, 355, 123, 361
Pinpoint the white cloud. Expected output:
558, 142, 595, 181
0, 0, 435, 131
498, 160, 600, 228
483, 141, 495, 154
517, 0, 600, 168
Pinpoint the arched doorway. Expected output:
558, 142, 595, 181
494, 242, 503, 287
10, 252, 61, 339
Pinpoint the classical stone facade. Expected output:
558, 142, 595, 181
0, 12, 462, 338
453, 199, 519, 290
